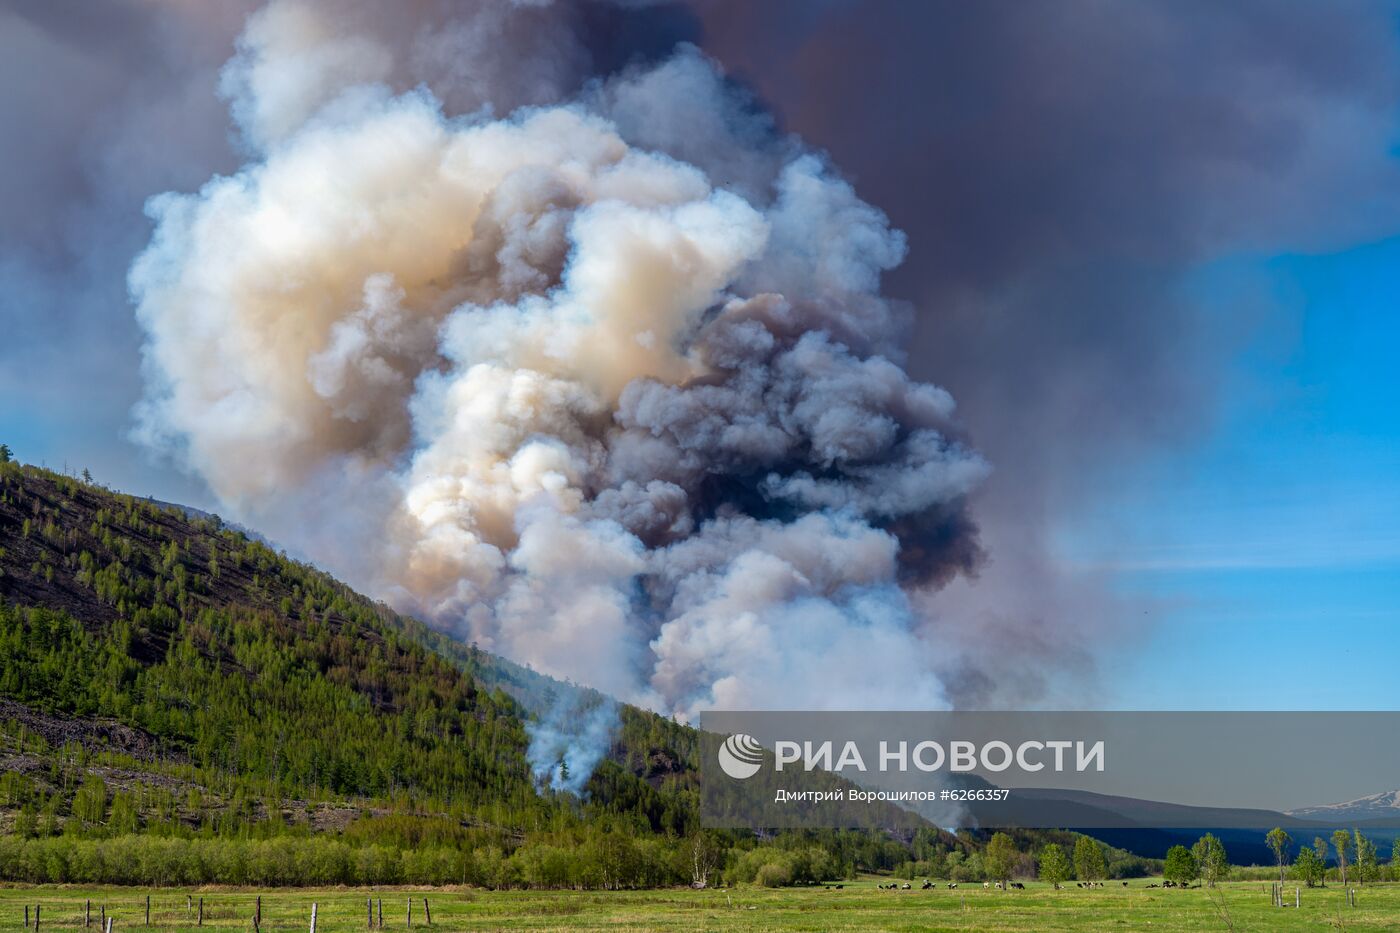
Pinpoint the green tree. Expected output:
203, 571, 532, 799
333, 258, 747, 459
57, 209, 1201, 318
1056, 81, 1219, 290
1292, 845, 1325, 887
1192, 833, 1228, 887
1332, 829, 1351, 887
1163, 845, 1198, 886
0, 444, 11, 463
109, 792, 139, 835
13, 805, 37, 839
1265, 827, 1292, 887
689, 832, 723, 888
1354, 830, 1377, 885
1039, 843, 1070, 889
983, 832, 1017, 889
1073, 835, 1106, 881
71, 775, 108, 831
1313, 837, 1330, 887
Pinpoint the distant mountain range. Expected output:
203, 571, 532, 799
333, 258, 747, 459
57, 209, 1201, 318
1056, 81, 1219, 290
1288, 790, 1400, 822
970, 787, 1400, 861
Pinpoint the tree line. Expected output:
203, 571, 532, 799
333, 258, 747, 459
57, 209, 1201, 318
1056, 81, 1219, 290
1266, 826, 1393, 888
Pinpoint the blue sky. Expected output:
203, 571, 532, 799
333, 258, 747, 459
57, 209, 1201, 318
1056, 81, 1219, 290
1067, 240, 1400, 708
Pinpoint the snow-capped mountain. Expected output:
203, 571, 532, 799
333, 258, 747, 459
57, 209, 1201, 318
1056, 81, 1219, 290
1287, 790, 1400, 821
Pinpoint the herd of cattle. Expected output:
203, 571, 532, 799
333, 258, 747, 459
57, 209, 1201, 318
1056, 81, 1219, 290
874, 880, 1029, 890
868, 879, 1136, 891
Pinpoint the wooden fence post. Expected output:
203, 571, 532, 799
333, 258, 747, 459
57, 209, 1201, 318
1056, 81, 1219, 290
100, 905, 105, 931
422, 898, 430, 926
25, 905, 29, 928
310, 902, 318, 933
256, 896, 262, 928
197, 898, 203, 926
34, 904, 40, 932
86, 901, 91, 928
367, 898, 373, 929
146, 895, 150, 927
406, 897, 412, 928
377, 898, 382, 929
104, 916, 112, 933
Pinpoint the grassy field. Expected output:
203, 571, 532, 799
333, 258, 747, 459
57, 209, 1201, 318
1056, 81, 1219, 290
0, 879, 1395, 932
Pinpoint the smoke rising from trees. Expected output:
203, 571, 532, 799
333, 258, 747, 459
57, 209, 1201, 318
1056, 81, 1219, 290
130, 2, 989, 742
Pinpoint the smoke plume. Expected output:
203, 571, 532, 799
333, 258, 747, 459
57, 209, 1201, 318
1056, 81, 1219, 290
130, 0, 987, 735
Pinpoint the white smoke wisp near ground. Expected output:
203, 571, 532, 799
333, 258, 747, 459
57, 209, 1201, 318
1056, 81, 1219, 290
130, 0, 990, 781
526, 689, 619, 795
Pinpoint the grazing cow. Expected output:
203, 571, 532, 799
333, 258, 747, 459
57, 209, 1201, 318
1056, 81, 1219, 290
1012, 882, 1025, 890
947, 883, 957, 889
983, 882, 990, 889
901, 883, 911, 890
921, 881, 933, 890
1122, 881, 1128, 887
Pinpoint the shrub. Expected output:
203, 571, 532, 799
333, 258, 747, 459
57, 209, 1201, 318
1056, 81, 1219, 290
756, 862, 793, 888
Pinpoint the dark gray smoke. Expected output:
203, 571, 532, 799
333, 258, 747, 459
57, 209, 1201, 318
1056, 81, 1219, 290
693, 0, 1400, 704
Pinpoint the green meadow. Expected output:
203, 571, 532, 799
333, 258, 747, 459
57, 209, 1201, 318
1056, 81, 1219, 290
1, 879, 1396, 932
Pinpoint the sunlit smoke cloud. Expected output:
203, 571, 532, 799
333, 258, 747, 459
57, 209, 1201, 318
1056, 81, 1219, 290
130, 0, 988, 752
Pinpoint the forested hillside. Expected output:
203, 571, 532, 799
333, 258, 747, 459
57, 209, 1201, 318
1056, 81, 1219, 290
0, 454, 970, 885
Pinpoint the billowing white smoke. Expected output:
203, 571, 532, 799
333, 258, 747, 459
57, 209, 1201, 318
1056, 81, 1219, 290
130, 1, 990, 780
